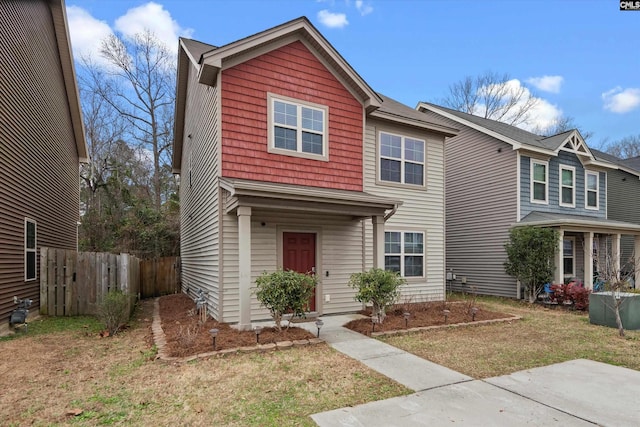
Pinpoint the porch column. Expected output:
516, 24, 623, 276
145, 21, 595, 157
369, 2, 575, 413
613, 233, 621, 280
554, 229, 564, 284
635, 235, 640, 288
236, 206, 252, 331
583, 232, 593, 290
372, 215, 385, 269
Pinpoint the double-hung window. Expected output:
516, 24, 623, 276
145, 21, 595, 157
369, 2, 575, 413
585, 171, 599, 210
268, 93, 328, 161
559, 165, 575, 207
563, 237, 575, 278
379, 132, 425, 186
384, 231, 424, 277
25, 218, 37, 281
531, 160, 548, 203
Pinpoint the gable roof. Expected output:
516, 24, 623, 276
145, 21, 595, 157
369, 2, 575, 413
416, 102, 613, 169
621, 156, 640, 172
173, 17, 458, 172
49, 0, 88, 162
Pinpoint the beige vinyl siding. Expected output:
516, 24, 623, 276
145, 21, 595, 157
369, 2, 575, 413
363, 118, 447, 302
179, 61, 221, 318
221, 209, 365, 323
420, 111, 519, 298
606, 168, 640, 269
0, 0, 81, 323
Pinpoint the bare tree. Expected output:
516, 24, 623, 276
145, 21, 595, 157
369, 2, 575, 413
94, 30, 175, 211
532, 115, 593, 140
593, 236, 637, 337
605, 134, 640, 159
442, 71, 539, 127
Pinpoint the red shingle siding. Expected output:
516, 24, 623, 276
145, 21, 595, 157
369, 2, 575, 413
221, 41, 363, 191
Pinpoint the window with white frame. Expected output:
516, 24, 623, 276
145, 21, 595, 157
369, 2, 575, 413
384, 231, 424, 277
25, 218, 36, 281
563, 237, 575, 278
586, 171, 599, 209
531, 160, 548, 203
268, 93, 328, 161
379, 132, 425, 186
560, 165, 575, 207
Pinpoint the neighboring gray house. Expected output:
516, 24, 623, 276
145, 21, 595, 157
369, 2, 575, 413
591, 150, 640, 276
0, 0, 88, 333
417, 102, 640, 298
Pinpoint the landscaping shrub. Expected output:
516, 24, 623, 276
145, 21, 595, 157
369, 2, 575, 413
349, 268, 406, 324
96, 290, 133, 336
255, 269, 317, 331
550, 283, 591, 310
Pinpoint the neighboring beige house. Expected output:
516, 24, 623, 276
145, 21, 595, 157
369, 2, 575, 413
417, 102, 640, 298
0, 0, 88, 333
173, 17, 457, 329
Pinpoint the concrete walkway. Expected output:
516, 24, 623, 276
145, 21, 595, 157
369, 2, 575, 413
298, 314, 640, 427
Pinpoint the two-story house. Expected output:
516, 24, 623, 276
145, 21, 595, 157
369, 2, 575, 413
0, 0, 88, 333
172, 17, 458, 329
417, 102, 640, 298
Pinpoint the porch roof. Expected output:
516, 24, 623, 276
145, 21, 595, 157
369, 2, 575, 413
515, 211, 640, 235
219, 177, 402, 218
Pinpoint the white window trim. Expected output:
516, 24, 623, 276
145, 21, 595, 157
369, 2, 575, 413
559, 165, 576, 208
378, 131, 426, 187
563, 236, 575, 278
384, 230, 425, 278
585, 170, 600, 210
24, 218, 37, 282
267, 92, 329, 162
530, 159, 549, 204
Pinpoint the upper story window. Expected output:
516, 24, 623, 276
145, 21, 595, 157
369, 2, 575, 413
531, 159, 548, 204
385, 231, 424, 277
585, 171, 599, 210
559, 165, 575, 207
25, 218, 37, 281
267, 93, 329, 162
379, 132, 425, 186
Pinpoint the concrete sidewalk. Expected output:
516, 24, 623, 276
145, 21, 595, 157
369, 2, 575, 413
302, 314, 640, 427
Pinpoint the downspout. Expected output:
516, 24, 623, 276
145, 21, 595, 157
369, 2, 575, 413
384, 203, 400, 221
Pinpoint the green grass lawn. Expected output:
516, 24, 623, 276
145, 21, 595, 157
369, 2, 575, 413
380, 294, 640, 378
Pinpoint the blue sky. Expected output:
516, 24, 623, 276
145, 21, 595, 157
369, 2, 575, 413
66, 0, 639, 148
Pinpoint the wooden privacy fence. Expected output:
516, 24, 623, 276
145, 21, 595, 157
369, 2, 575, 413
140, 257, 181, 298
40, 248, 140, 316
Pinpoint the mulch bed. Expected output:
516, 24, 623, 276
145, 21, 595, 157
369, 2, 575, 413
344, 301, 513, 336
159, 293, 315, 357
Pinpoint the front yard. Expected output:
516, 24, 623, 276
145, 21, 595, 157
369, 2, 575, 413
2, 295, 640, 425
381, 295, 640, 378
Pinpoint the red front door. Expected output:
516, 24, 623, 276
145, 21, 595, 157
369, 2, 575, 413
283, 232, 316, 311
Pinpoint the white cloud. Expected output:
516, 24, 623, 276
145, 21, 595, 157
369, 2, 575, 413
602, 87, 640, 113
66, 5, 113, 65
355, 0, 373, 15
474, 79, 563, 132
317, 9, 349, 28
526, 75, 564, 93
114, 2, 193, 52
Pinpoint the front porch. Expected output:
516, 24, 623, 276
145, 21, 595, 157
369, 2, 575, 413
519, 212, 640, 290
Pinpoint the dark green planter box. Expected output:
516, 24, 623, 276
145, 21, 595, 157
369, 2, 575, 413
589, 292, 640, 330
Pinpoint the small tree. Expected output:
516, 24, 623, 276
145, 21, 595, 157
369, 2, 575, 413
348, 268, 406, 324
254, 269, 317, 331
593, 237, 637, 337
504, 226, 559, 303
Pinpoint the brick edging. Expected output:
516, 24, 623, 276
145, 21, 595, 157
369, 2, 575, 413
370, 315, 522, 337
151, 298, 325, 362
